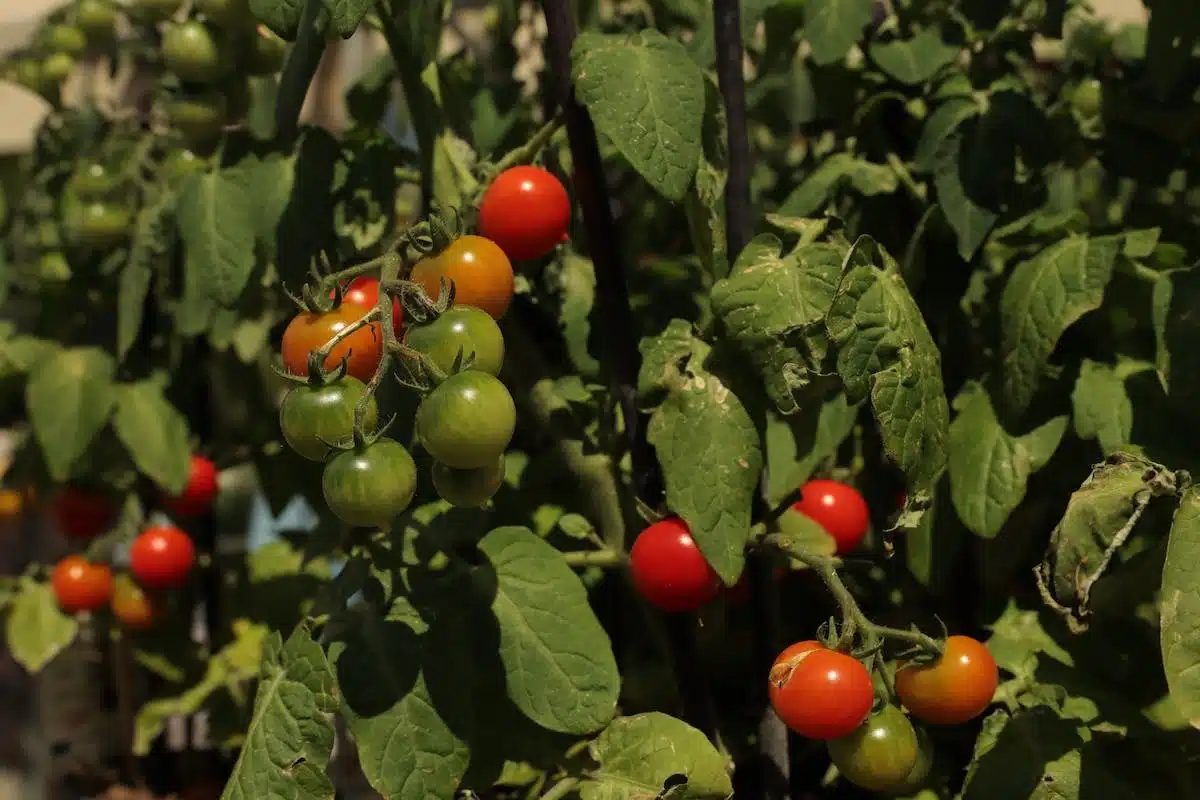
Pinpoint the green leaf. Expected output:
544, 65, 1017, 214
1071, 361, 1133, 454
175, 170, 258, 306
5, 577, 78, 673
778, 153, 898, 217
914, 97, 981, 171
868, 27, 961, 85
116, 198, 172, 361
826, 236, 949, 491
27, 348, 116, 481
231, 153, 295, 254
643, 342, 762, 583
477, 526, 620, 734
764, 394, 858, 504
250, 0, 308, 39
711, 234, 845, 415
803, 0, 875, 65
111, 381, 192, 495
431, 128, 479, 213
985, 600, 1073, 677
960, 708, 1102, 800
1152, 267, 1200, 400
1000, 234, 1124, 415
221, 627, 337, 800
947, 385, 1066, 539
573, 30, 706, 201
933, 136, 997, 259
579, 713, 733, 800
556, 251, 601, 378
0, 335, 59, 378
1161, 484, 1200, 727
637, 320, 697, 399
134, 667, 224, 755
324, 0, 371, 36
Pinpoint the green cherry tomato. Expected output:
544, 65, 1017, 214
66, 201, 133, 250
39, 251, 73, 281
162, 21, 229, 84
432, 456, 506, 508
416, 371, 516, 469
42, 24, 88, 57
404, 305, 505, 377
826, 705, 920, 793
41, 52, 76, 85
887, 726, 934, 794
321, 438, 417, 528
196, 0, 257, 30
160, 148, 210, 182
1072, 78, 1103, 119
279, 377, 380, 462
243, 25, 288, 75
166, 91, 228, 146
69, 162, 123, 199
75, 0, 119, 44
126, 0, 183, 24
12, 59, 45, 93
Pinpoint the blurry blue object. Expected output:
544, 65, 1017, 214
247, 491, 345, 577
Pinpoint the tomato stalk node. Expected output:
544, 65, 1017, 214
477, 116, 565, 185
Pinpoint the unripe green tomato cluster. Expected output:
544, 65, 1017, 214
60, 161, 136, 252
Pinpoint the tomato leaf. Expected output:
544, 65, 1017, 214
683, 75, 728, 280
116, 197, 172, 362
476, 526, 620, 734
947, 384, 1067, 539
868, 27, 961, 85
175, 169, 258, 307
26, 347, 117, 481
826, 236, 950, 492
134, 666, 225, 756
1161, 484, 1200, 727
111, 381, 192, 495
1071, 361, 1133, 455
764, 394, 858, 505
1151, 266, 1200, 401
914, 97, 982, 172
221, 626, 337, 799
777, 153, 898, 217
5, 577, 78, 673
572, 30, 705, 201
578, 713, 733, 800
933, 136, 998, 259
803, 0, 875, 66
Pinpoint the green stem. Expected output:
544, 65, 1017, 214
562, 549, 625, 568
353, 251, 405, 434
491, 117, 565, 175
539, 777, 580, 800
309, 305, 381, 375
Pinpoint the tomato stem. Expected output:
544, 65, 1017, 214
487, 116, 565, 178
538, 777, 581, 800
562, 548, 625, 568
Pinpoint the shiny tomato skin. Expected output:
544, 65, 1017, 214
130, 525, 195, 589
478, 166, 571, 261
431, 456, 505, 508
332, 276, 403, 336
163, 455, 219, 518
51, 556, 114, 613
415, 371, 516, 469
793, 479, 870, 555
404, 305, 505, 377
629, 517, 720, 613
279, 378, 379, 461
111, 575, 159, 630
66, 201, 133, 250
281, 302, 383, 382
162, 21, 229, 84
769, 642, 874, 739
410, 235, 514, 319
52, 488, 115, 539
321, 438, 417, 528
895, 635, 998, 725
160, 148, 210, 183
826, 705, 920, 792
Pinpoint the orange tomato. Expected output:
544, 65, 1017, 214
51, 556, 113, 613
409, 235, 514, 319
281, 302, 383, 382
895, 635, 998, 725
111, 575, 159, 630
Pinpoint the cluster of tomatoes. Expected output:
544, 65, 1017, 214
48, 454, 215, 629
2, 0, 115, 98
278, 166, 572, 523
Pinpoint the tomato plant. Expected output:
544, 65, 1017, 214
478, 166, 572, 262
826, 705, 920, 792
279, 377, 380, 461
129, 526, 195, 589
281, 303, 383, 382
628, 517, 719, 613
792, 479, 870, 555
404, 304, 505, 377
409, 235, 515, 319
768, 641, 874, 739
895, 635, 999, 726
51, 556, 114, 614
415, 370, 516, 468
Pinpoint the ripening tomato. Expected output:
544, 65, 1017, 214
629, 517, 720, 613
162, 21, 230, 84
281, 302, 383, 382
826, 705, 920, 792
279, 377, 380, 461
111, 575, 159, 630
51, 556, 113, 613
478, 166, 571, 261
769, 641, 874, 739
793, 479, 870, 555
52, 488, 115, 539
163, 455, 219, 518
404, 304, 505, 377
410, 235, 514, 319
895, 635, 998, 725
130, 525, 195, 589
431, 456, 506, 508
331, 276, 404, 336
322, 438, 417, 528
415, 371, 516, 469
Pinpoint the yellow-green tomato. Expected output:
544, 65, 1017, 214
12, 59, 45, 93
41, 52, 76, 84
159, 148, 210, 182
415, 371, 516, 469
166, 91, 228, 146
404, 305, 505, 377
243, 24, 287, 74
66, 201, 133, 250
432, 456, 506, 508
826, 705, 920, 793
69, 162, 123, 199
38, 251, 72, 282
162, 21, 230, 84
75, 0, 119, 44
42, 24, 88, 57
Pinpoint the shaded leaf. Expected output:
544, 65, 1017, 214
804, 0, 875, 65
778, 153, 898, 217
5, 577, 77, 673
1161, 484, 1200, 727
27, 348, 116, 481
869, 27, 961, 85
176, 170, 258, 306
111, 381, 192, 495
1071, 361, 1133, 454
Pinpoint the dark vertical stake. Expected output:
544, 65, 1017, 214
539, 0, 659, 503
713, 1, 791, 797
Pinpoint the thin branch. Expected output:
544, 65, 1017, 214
713, 0, 752, 260
490, 116, 565, 175
563, 548, 625, 567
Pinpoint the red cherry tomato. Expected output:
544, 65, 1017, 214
895, 635, 998, 725
130, 525, 195, 589
793, 479, 870, 555
478, 165, 572, 261
629, 517, 720, 613
51, 556, 114, 613
163, 455, 219, 518
331, 276, 404, 336
51, 488, 115, 539
769, 641, 874, 739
